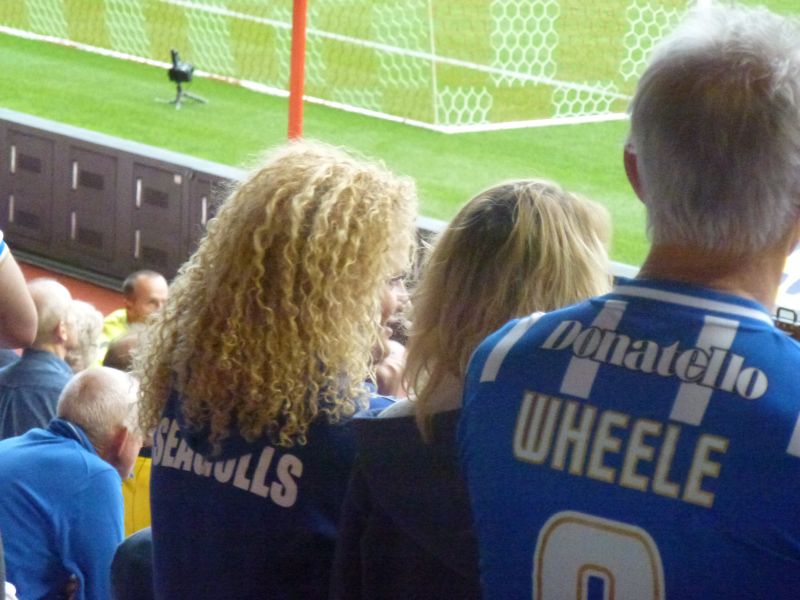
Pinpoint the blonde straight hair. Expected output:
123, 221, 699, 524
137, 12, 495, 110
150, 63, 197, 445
405, 180, 611, 439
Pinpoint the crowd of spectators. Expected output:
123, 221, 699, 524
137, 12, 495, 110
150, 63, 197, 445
0, 3, 799, 599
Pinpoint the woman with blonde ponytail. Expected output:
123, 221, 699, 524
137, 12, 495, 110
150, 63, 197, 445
332, 179, 611, 599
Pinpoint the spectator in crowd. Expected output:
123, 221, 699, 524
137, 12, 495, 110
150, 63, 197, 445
135, 140, 417, 599
0, 229, 36, 370
65, 300, 104, 373
459, 5, 800, 599
99, 271, 168, 358
0, 367, 141, 600
0, 230, 37, 350
331, 180, 611, 599
0, 279, 76, 439
111, 527, 153, 600
103, 325, 145, 373
374, 273, 410, 398
104, 325, 153, 536
386, 271, 411, 345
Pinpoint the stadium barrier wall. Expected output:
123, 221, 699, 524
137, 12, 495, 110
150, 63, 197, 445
0, 108, 637, 290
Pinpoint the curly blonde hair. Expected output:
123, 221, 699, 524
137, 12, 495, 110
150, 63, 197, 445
405, 180, 611, 439
136, 140, 417, 448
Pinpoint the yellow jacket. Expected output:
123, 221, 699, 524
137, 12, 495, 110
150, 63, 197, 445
98, 308, 129, 364
122, 454, 152, 536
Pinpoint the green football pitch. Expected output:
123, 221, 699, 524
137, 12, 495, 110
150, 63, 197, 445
0, 0, 797, 267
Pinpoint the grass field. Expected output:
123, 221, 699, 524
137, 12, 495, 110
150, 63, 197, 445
0, 0, 683, 125
0, 33, 646, 263
1, 0, 798, 267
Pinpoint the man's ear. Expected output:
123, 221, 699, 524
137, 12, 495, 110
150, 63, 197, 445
103, 425, 128, 465
624, 144, 645, 203
54, 319, 68, 344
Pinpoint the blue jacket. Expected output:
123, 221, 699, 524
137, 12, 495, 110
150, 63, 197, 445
0, 419, 124, 600
0, 349, 73, 439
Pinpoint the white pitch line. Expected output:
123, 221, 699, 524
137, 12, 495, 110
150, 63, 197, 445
158, 0, 630, 99
0, 25, 629, 134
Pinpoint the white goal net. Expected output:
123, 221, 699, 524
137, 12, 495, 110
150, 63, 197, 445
0, 0, 698, 132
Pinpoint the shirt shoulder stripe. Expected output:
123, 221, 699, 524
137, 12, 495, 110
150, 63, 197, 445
614, 284, 773, 326
480, 312, 544, 383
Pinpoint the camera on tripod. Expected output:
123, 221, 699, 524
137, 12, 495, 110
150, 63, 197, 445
164, 49, 206, 109
169, 50, 194, 85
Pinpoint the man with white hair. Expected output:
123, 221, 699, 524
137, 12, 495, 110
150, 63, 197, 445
0, 278, 77, 439
0, 367, 142, 600
459, 5, 800, 598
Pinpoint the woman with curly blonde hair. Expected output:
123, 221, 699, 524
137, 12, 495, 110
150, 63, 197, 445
332, 179, 611, 599
137, 140, 417, 600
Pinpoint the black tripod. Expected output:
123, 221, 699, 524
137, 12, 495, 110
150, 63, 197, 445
169, 82, 206, 109
161, 49, 207, 109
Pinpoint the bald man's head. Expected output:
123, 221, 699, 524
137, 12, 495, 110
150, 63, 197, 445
27, 278, 73, 348
57, 366, 142, 478
123, 272, 168, 324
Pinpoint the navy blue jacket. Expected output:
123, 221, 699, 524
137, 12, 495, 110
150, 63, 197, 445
331, 409, 481, 600
150, 388, 390, 600
0, 349, 72, 440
